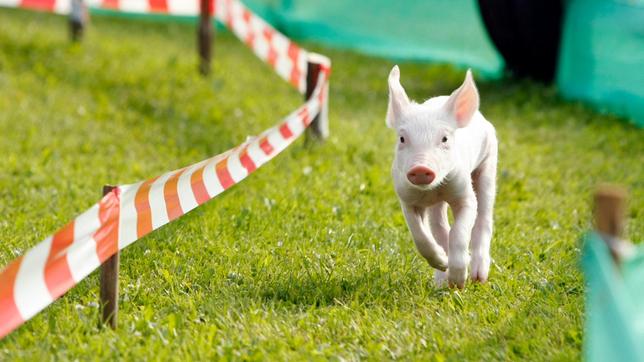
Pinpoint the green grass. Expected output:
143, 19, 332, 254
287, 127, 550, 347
0, 8, 642, 361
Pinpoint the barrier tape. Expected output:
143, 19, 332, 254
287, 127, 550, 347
0, 0, 205, 17
0, 0, 331, 339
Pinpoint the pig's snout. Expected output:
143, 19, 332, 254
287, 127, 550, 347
407, 166, 435, 185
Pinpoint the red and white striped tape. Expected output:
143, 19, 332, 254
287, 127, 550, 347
215, 0, 308, 92
0, 0, 331, 339
0, 0, 201, 16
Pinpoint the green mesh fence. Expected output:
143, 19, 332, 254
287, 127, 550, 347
244, 0, 504, 78
582, 232, 644, 361
557, 0, 644, 127
85, 0, 642, 124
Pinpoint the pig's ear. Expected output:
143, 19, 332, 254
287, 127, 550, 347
443, 69, 479, 128
386, 65, 410, 128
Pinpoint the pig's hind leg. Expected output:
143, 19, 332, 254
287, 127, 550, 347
470, 157, 497, 283
429, 202, 450, 286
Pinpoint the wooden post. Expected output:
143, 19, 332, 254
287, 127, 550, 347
594, 184, 629, 263
68, 0, 88, 42
100, 185, 119, 329
305, 59, 329, 141
198, 0, 213, 76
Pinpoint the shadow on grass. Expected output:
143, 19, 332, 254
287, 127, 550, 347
254, 260, 446, 308
454, 283, 583, 359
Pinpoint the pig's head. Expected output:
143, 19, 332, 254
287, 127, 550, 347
387, 66, 480, 190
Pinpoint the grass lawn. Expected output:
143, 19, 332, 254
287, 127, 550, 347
0, 7, 642, 361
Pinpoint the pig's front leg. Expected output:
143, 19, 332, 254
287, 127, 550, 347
429, 202, 450, 286
401, 204, 448, 271
447, 195, 477, 288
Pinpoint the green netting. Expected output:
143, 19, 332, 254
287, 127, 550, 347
83, 0, 642, 124
582, 232, 644, 362
89, 8, 196, 23
245, 0, 504, 78
89, 0, 504, 78
557, 0, 644, 127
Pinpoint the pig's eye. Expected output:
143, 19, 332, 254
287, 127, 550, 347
400, 136, 405, 143
441, 136, 448, 143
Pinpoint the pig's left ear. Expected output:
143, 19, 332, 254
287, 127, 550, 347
443, 69, 479, 128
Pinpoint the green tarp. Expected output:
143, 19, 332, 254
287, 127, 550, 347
89, 0, 644, 125
68, 0, 644, 125
244, 0, 504, 78
582, 232, 644, 361
557, 0, 644, 127
249, 0, 642, 126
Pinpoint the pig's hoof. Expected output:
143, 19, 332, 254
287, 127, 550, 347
429, 258, 447, 271
448, 266, 467, 289
470, 256, 490, 283
434, 270, 448, 287
429, 252, 448, 272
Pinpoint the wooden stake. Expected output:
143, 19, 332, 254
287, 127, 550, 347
69, 0, 88, 42
305, 59, 329, 141
100, 185, 119, 329
198, 0, 213, 76
594, 184, 629, 263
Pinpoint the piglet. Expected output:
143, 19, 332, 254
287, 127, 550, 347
387, 66, 498, 288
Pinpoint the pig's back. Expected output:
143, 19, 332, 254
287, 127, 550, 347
454, 112, 497, 173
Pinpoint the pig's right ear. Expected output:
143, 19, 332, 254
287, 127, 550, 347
386, 65, 410, 128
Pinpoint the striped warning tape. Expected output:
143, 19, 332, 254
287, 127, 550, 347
0, 0, 202, 16
0, 0, 331, 339
215, 0, 308, 92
